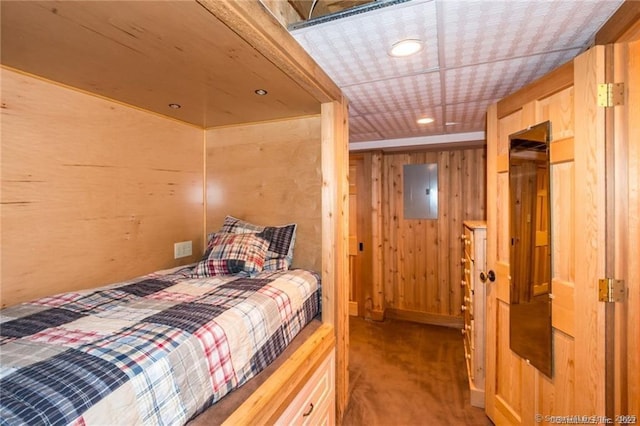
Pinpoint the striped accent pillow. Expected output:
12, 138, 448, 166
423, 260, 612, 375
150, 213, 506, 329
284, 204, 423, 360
215, 216, 297, 271
192, 232, 269, 277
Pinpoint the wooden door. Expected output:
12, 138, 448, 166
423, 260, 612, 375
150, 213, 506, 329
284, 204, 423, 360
348, 153, 377, 319
349, 158, 359, 316
485, 45, 608, 424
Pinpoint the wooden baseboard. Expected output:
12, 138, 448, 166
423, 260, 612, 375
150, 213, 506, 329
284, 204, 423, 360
349, 301, 358, 316
369, 309, 385, 321
385, 308, 464, 329
469, 382, 485, 409
465, 353, 485, 408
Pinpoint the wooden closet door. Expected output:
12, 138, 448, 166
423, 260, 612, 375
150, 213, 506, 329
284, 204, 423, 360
485, 45, 608, 424
349, 159, 359, 316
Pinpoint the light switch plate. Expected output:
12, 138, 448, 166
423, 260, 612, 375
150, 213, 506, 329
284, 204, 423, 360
174, 241, 192, 259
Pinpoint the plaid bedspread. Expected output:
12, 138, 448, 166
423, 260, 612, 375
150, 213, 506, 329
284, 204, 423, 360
0, 267, 320, 425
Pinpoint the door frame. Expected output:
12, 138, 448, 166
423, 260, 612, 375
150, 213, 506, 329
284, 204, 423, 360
607, 19, 640, 419
349, 153, 374, 318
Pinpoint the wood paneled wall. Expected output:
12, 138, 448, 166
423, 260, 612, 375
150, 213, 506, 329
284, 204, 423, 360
353, 147, 486, 325
205, 109, 349, 417
205, 116, 322, 273
1, 68, 204, 307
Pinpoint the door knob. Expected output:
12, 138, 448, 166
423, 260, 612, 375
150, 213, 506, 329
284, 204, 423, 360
480, 270, 496, 283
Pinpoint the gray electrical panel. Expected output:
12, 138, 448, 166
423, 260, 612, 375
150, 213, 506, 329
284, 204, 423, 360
403, 163, 438, 219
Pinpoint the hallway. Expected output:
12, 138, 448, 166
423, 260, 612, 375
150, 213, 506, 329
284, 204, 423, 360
343, 317, 493, 426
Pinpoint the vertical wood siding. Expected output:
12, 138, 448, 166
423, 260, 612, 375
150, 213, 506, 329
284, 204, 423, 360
378, 147, 486, 320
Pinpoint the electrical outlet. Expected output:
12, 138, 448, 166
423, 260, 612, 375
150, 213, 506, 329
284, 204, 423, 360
174, 241, 192, 259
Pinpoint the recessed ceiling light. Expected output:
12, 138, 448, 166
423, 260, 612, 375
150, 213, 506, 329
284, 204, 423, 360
445, 121, 458, 126
417, 117, 434, 124
168, 103, 181, 109
389, 39, 424, 57
254, 89, 268, 96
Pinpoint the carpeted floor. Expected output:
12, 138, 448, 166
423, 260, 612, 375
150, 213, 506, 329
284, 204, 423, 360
343, 317, 493, 426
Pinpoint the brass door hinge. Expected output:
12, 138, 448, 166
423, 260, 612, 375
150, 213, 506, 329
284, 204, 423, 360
598, 278, 625, 302
597, 83, 624, 107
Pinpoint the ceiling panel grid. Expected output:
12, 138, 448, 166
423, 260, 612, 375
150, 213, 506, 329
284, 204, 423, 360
291, 0, 624, 148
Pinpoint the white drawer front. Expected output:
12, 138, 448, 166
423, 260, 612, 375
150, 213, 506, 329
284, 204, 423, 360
275, 351, 335, 426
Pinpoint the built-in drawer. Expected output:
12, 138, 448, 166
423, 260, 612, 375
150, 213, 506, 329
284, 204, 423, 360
462, 221, 486, 408
463, 329, 473, 380
275, 350, 335, 426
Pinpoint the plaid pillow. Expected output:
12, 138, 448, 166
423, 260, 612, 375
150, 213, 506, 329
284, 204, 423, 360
192, 232, 269, 277
214, 215, 297, 271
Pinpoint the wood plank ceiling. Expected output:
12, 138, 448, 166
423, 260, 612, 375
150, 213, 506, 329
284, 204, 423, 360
0, 1, 320, 129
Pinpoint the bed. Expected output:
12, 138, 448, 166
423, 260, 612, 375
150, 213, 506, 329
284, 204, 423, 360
1, 0, 349, 422
0, 217, 321, 425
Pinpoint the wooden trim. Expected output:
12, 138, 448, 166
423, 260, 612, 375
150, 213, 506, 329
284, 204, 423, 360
348, 152, 372, 319
348, 301, 358, 316
551, 279, 575, 337
370, 152, 384, 316
496, 261, 510, 304
385, 308, 464, 329
484, 103, 499, 423
339, 99, 351, 422
259, 0, 302, 27
604, 43, 617, 421
550, 137, 575, 164
626, 36, 639, 417
521, 363, 537, 426
611, 39, 629, 417
197, 0, 341, 103
321, 99, 350, 421
610, 33, 640, 419
370, 310, 385, 321
595, 0, 640, 45
497, 154, 509, 173
497, 61, 574, 119
222, 324, 335, 426
615, 33, 640, 418
617, 18, 640, 43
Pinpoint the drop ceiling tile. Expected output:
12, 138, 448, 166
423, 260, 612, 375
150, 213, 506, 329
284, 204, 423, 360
350, 115, 378, 133
440, 0, 623, 69
445, 99, 497, 133
443, 122, 484, 134
348, 103, 363, 117
291, 0, 438, 87
350, 132, 385, 143
290, 0, 623, 146
342, 71, 441, 115
380, 124, 446, 139
445, 48, 581, 105
359, 106, 445, 140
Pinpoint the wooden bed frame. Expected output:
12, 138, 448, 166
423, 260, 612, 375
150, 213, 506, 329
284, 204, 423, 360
0, 0, 349, 423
